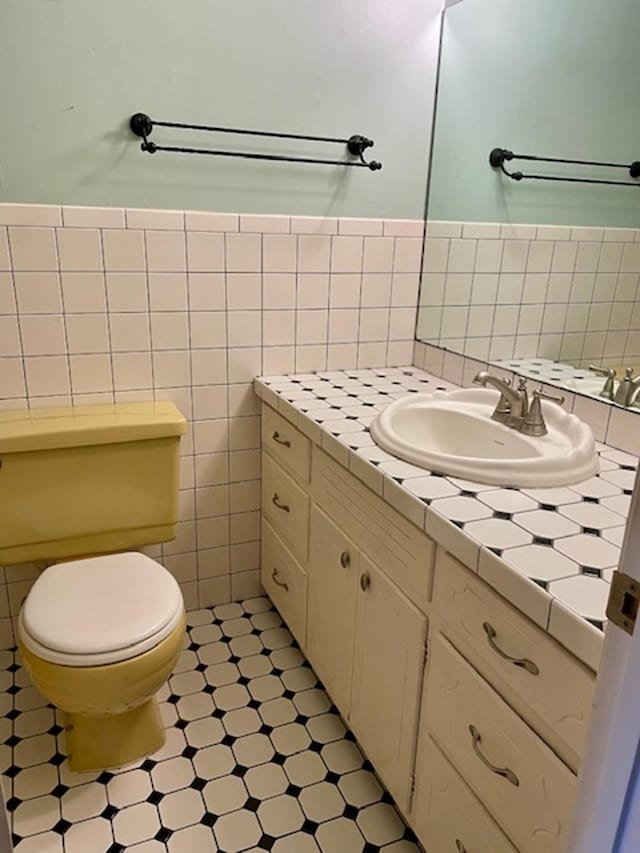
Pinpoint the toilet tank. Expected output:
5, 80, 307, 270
0, 402, 187, 566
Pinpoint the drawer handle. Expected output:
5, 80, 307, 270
271, 568, 289, 592
469, 725, 519, 787
272, 430, 291, 447
455, 842, 467, 853
360, 572, 371, 592
340, 551, 351, 569
483, 622, 540, 676
272, 493, 290, 512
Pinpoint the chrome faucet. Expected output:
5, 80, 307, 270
589, 364, 617, 400
473, 371, 564, 436
614, 367, 640, 408
473, 371, 528, 428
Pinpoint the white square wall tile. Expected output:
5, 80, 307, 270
297, 273, 329, 309
393, 238, 422, 273
14, 272, 62, 313
227, 274, 261, 310
188, 273, 226, 311
8, 227, 57, 271
262, 235, 297, 273
65, 314, 110, 353
112, 352, 153, 390
145, 230, 186, 272
186, 232, 225, 273
226, 234, 261, 273
330, 237, 363, 274
363, 237, 394, 273
24, 355, 70, 397
148, 273, 188, 312
61, 272, 106, 313
298, 236, 331, 273
109, 313, 151, 352
56, 229, 103, 271
69, 354, 114, 394
227, 311, 262, 347
20, 316, 66, 356
0, 359, 26, 398
102, 229, 146, 271
106, 273, 148, 312
150, 312, 190, 350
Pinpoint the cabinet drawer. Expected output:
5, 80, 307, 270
313, 447, 434, 610
262, 520, 307, 649
262, 404, 311, 483
262, 453, 310, 563
412, 736, 517, 853
426, 635, 576, 853
435, 550, 594, 770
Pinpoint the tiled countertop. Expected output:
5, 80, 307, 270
254, 367, 639, 672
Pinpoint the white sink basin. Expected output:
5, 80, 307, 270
370, 388, 599, 488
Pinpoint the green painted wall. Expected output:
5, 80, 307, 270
429, 0, 640, 227
0, 0, 441, 218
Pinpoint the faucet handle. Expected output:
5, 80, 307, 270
532, 386, 565, 406
624, 366, 635, 379
589, 364, 616, 378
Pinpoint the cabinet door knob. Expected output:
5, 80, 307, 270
272, 430, 291, 447
483, 622, 539, 675
272, 493, 290, 513
340, 551, 351, 569
469, 724, 519, 787
271, 568, 289, 592
360, 572, 371, 592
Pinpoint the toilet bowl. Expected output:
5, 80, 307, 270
18, 551, 186, 772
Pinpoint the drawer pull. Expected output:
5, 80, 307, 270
271, 568, 289, 592
360, 572, 371, 592
340, 551, 351, 569
483, 622, 540, 675
272, 430, 291, 447
455, 842, 467, 853
272, 493, 291, 512
469, 724, 519, 787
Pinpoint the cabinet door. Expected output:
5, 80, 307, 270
350, 554, 427, 814
412, 736, 517, 853
307, 506, 358, 715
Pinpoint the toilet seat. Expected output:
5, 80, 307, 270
18, 552, 184, 667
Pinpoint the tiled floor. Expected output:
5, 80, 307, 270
1, 598, 421, 852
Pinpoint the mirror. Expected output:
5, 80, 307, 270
417, 0, 640, 410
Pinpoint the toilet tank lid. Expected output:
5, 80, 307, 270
0, 401, 187, 453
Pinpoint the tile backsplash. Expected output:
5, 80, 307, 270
0, 202, 422, 647
417, 220, 640, 367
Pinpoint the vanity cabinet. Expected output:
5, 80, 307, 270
259, 400, 595, 853
308, 506, 428, 812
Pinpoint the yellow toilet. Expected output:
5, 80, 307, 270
0, 401, 188, 772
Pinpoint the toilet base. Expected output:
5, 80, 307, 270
65, 697, 166, 772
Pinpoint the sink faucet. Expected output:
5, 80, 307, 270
473, 371, 564, 435
473, 371, 528, 428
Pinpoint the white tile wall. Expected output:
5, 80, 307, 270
418, 220, 640, 367
0, 203, 421, 648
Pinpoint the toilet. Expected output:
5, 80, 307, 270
0, 401, 188, 771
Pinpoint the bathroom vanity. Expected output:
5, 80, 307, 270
253, 367, 620, 853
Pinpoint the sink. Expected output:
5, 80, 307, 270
370, 387, 599, 488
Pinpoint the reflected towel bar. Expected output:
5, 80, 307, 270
489, 147, 640, 187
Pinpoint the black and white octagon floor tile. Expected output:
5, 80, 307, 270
1, 598, 421, 852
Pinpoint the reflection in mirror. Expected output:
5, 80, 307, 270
417, 0, 640, 410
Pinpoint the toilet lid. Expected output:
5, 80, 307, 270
19, 552, 184, 666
